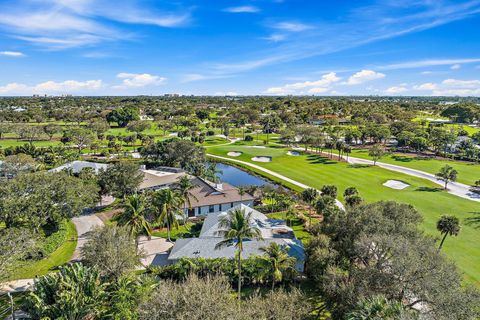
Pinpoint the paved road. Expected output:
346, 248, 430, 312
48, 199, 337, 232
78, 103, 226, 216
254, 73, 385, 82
293, 147, 480, 203
71, 214, 104, 261
207, 154, 345, 210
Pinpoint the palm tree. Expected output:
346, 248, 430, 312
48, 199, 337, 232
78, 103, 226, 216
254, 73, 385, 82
436, 215, 460, 251
115, 194, 152, 246
435, 165, 458, 190
176, 175, 198, 223
152, 188, 183, 242
285, 208, 297, 227
238, 186, 246, 202
301, 188, 318, 224
215, 208, 263, 299
204, 163, 223, 183
260, 242, 296, 290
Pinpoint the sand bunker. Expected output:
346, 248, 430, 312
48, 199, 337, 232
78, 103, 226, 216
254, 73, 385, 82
383, 180, 410, 190
249, 145, 266, 148
227, 151, 242, 157
287, 151, 300, 156
251, 156, 272, 162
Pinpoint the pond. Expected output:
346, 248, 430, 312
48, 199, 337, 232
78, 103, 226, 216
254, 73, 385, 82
214, 162, 273, 187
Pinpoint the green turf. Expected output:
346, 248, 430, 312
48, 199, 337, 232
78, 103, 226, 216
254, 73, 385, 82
207, 143, 480, 285
8, 220, 77, 280
350, 149, 480, 185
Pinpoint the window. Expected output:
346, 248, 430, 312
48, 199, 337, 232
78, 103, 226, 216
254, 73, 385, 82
209, 205, 214, 213
230, 202, 234, 208
219, 203, 223, 211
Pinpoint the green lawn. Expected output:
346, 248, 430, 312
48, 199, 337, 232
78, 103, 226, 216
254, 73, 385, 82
152, 221, 202, 241
350, 149, 480, 185
8, 220, 77, 280
207, 143, 480, 285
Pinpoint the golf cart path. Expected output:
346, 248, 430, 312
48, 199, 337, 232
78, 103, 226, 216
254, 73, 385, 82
294, 147, 480, 203
207, 153, 345, 210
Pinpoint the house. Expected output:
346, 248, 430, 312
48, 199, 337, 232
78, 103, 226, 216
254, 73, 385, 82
139, 167, 255, 217
49, 160, 108, 174
167, 204, 305, 272
139, 167, 187, 191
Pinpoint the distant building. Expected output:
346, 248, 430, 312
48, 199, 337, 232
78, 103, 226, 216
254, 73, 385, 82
49, 160, 108, 174
168, 204, 305, 271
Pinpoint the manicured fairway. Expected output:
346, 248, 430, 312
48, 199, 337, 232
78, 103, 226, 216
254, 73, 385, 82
207, 143, 480, 285
351, 149, 480, 185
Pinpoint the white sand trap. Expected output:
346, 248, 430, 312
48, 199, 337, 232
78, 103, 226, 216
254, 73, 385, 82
383, 180, 410, 190
227, 151, 242, 157
287, 151, 300, 156
251, 156, 272, 162
249, 145, 266, 148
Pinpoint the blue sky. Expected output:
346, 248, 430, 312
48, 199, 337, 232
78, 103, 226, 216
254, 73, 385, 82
1, 0, 480, 96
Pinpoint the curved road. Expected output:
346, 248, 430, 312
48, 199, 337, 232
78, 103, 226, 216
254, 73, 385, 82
208, 153, 345, 210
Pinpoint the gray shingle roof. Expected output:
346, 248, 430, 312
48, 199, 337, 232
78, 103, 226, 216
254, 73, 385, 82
168, 204, 304, 271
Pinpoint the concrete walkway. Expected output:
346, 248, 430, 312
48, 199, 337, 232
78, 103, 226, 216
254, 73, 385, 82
71, 214, 104, 261
207, 153, 345, 210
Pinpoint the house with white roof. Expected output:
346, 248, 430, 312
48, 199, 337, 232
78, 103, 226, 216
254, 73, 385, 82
167, 204, 305, 272
48, 160, 108, 174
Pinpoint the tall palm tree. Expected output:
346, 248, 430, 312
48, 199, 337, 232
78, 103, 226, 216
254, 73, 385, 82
435, 165, 458, 190
204, 163, 223, 183
115, 193, 152, 246
215, 208, 263, 299
260, 242, 296, 290
176, 175, 198, 222
436, 215, 461, 251
301, 188, 318, 224
152, 188, 183, 242
238, 186, 246, 202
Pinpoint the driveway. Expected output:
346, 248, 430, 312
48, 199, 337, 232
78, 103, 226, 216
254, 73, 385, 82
70, 214, 104, 261
137, 236, 173, 267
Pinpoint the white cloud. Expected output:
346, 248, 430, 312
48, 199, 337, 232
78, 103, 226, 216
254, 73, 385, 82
0, 51, 25, 57
115, 73, 166, 88
412, 78, 480, 96
271, 22, 313, 32
414, 82, 437, 91
385, 86, 407, 94
450, 64, 461, 70
346, 70, 385, 85
214, 91, 239, 96
0, 79, 103, 95
265, 72, 340, 95
223, 6, 259, 13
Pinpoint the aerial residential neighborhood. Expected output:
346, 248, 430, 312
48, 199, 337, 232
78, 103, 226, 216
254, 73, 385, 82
1, 1, 480, 319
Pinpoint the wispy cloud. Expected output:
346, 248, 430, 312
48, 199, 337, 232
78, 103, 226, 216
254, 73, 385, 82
223, 6, 260, 13
0, 0, 190, 49
271, 21, 313, 32
0, 51, 25, 57
203, 1, 480, 75
377, 58, 480, 70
